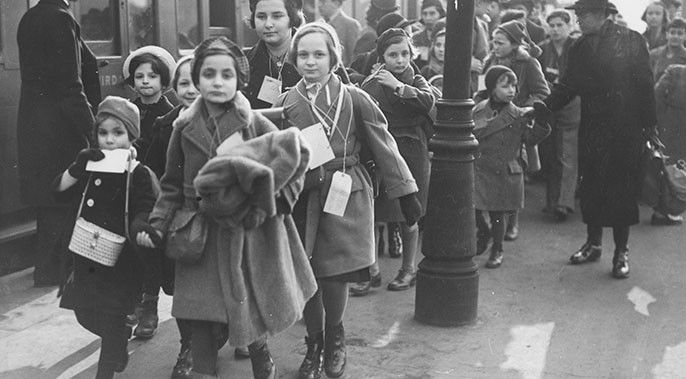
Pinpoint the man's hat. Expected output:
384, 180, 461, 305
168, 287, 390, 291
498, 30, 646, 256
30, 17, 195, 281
371, 0, 399, 11
565, 0, 618, 14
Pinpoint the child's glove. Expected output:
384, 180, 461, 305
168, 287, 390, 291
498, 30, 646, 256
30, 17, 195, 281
243, 207, 267, 230
130, 219, 163, 248
531, 100, 552, 123
68, 148, 105, 178
399, 193, 422, 226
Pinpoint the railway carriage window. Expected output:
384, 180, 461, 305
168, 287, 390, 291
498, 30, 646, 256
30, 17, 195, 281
128, 0, 155, 50
79, 0, 120, 56
0, 6, 3, 60
176, 0, 201, 51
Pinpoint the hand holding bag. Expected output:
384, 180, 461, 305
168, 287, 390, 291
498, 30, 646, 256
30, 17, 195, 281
165, 209, 208, 264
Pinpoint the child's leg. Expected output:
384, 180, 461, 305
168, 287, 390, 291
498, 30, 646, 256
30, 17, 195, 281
400, 222, 419, 274
320, 280, 348, 378
75, 310, 129, 379
300, 287, 325, 378
320, 280, 348, 327
489, 211, 506, 252
190, 320, 219, 376
303, 287, 324, 336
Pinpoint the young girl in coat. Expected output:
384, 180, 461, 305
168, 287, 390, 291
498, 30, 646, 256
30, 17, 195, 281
361, 28, 435, 292
137, 37, 316, 379
273, 22, 422, 379
55, 96, 157, 379
473, 65, 550, 268
122, 45, 176, 339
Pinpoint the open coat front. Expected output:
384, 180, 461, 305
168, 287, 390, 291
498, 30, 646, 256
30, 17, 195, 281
149, 94, 316, 347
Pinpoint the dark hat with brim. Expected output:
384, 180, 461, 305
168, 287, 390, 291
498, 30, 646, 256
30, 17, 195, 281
376, 13, 415, 35
565, 0, 618, 14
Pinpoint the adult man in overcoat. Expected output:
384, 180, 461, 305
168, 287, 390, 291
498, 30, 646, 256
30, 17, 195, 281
540, 0, 657, 279
17, 0, 99, 286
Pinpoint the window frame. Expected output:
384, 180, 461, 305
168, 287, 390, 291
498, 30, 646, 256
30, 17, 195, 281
73, 0, 124, 58
175, 0, 205, 56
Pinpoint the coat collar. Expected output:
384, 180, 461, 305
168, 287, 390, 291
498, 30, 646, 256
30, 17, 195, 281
40, 0, 70, 9
473, 100, 523, 139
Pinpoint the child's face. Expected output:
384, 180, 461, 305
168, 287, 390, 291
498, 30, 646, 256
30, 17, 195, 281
667, 27, 686, 47
175, 62, 199, 108
548, 17, 571, 42
197, 54, 238, 105
383, 41, 412, 74
492, 32, 516, 58
434, 35, 445, 62
296, 32, 332, 83
645, 4, 665, 28
421, 6, 441, 28
254, 0, 292, 47
492, 75, 517, 103
97, 117, 131, 150
133, 63, 163, 100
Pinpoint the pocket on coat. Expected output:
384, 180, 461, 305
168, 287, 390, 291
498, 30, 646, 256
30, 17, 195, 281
165, 209, 208, 264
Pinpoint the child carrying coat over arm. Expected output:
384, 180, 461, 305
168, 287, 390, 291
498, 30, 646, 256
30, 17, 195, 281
473, 65, 550, 269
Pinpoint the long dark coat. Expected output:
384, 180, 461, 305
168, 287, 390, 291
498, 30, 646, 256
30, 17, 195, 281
58, 163, 156, 315
655, 64, 686, 164
245, 40, 302, 110
17, 0, 99, 206
545, 20, 657, 226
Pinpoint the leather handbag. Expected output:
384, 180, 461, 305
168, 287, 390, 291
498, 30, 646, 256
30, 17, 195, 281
165, 208, 208, 264
68, 169, 131, 267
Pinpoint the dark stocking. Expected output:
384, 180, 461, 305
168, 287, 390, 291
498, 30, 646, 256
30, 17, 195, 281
176, 318, 193, 348
74, 310, 128, 379
612, 226, 630, 251
587, 224, 603, 246
489, 211, 506, 251
190, 320, 219, 375
320, 280, 348, 327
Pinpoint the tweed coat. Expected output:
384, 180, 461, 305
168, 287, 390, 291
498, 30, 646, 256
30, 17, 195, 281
545, 20, 657, 226
149, 93, 314, 346
17, 0, 99, 206
273, 75, 418, 278
649, 45, 686, 82
473, 100, 550, 210
655, 64, 686, 164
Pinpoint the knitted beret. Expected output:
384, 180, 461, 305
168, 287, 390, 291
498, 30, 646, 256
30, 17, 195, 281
122, 45, 176, 82
371, 0, 399, 11
97, 96, 141, 140
191, 37, 250, 89
484, 65, 516, 94
376, 28, 410, 58
376, 13, 414, 35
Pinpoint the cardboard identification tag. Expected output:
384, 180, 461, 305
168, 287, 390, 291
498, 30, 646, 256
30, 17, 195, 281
301, 123, 335, 169
323, 171, 352, 217
477, 75, 486, 91
257, 76, 282, 105
417, 46, 429, 61
216, 131, 245, 155
86, 149, 130, 173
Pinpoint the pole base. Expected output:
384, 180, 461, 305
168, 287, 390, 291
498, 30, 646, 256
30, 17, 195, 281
414, 267, 478, 327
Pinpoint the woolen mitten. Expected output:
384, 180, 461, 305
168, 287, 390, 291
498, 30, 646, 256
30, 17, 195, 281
130, 218, 164, 247
68, 148, 105, 178
399, 193, 422, 226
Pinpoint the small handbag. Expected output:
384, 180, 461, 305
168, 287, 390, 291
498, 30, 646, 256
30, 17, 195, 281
68, 164, 131, 267
165, 208, 208, 264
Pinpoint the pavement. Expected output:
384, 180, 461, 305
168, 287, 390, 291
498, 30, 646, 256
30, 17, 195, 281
1, 184, 686, 379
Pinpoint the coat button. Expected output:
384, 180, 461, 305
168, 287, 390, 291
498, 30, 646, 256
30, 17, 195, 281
94, 179, 102, 186
86, 199, 94, 207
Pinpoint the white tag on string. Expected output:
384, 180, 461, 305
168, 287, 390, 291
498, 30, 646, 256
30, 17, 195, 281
323, 171, 352, 217
86, 149, 130, 173
477, 75, 486, 91
417, 46, 429, 61
301, 123, 335, 169
257, 76, 282, 105
216, 131, 245, 155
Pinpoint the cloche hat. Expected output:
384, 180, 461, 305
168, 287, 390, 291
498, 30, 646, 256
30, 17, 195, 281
565, 0, 618, 14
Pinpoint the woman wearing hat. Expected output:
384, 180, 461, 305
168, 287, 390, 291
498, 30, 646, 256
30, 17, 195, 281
413, 0, 446, 69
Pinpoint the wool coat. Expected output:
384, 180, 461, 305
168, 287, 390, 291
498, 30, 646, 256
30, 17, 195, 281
473, 100, 550, 211
273, 75, 418, 278
649, 45, 686, 82
326, 10, 361, 67
545, 20, 657, 226
17, 0, 99, 206
58, 163, 156, 315
134, 95, 174, 162
361, 65, 435, 221
483, 46, 550, 107
144, 105, 183, 179
655, 64, 686, 164
245, 40, 302, 110
149, 93, 314, 347
353, 26, 378, 57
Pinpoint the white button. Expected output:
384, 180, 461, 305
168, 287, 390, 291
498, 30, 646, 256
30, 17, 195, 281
94, 179, 102, 186
86, 199, 94, 207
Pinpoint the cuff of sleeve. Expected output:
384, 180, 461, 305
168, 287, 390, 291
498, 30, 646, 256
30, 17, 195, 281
385, 179, 418, 199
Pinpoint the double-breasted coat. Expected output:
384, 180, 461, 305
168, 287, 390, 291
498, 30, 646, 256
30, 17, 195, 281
17, 0, 99, 206
545, 20, 657, 226
473, 100, 550, 211
273, 75, 418, 278
149, 93, 316, 347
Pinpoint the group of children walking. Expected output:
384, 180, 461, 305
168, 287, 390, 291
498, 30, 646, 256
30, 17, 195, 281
54, 8, 549, 379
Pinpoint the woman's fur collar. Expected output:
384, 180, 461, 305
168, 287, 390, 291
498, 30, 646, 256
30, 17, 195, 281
174, 91, 253, 129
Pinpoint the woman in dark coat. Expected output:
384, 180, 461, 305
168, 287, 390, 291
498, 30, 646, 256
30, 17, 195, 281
542, 2, 657, 278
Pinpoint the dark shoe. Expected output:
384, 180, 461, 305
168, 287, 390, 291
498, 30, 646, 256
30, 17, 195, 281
172, 345, 193, 379
114, 349, 129, 373
569, 243, 602, 264
370, 272, 382, 287
553, 207, 569, 222
324, 323, 346, 378
349, 280, 371, 297
388, 222, 402, 258
651, 212, 683, 226
134, 295, 159, 339
234, 346, 250, 360
485, 249, 503, 269
612, 250, 630, 279
387, 269, 416, 291
298, 332, 324, 379
476, 228, 491, 256
125, 303, 142, 329
504, 226, 519, 241
248, 341, 276, 379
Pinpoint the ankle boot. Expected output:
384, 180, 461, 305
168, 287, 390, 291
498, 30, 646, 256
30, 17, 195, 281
324, 322, 346, 378
612, 249, 629, 279
134, 294, 159, 339
248, 340, 276, 379
485, 249, 503, 268
298, 332, 323, 379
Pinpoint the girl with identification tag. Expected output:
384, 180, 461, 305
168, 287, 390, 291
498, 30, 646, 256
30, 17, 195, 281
136, 37, 316, 379
360, 28, 436, 293
272, 22, 422, 379
244, 0, 305, 109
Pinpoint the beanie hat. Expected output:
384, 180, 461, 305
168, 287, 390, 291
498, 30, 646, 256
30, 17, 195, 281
484, 65, 516, 94
376, 28, 410, 58
96, 96, 141, 140
192, 37, 250, 89
371, 0, 399, 11
376, 13, 415, 35
431, 20, 447, 41
422, 0, 446, 17
122, 45, 176, 84
496, 20, 543, 57
172, 55, 194, 90
289, 22, 344, 71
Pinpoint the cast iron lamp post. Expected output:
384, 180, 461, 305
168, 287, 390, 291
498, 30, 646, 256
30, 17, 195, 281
415, 0, 479, 326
